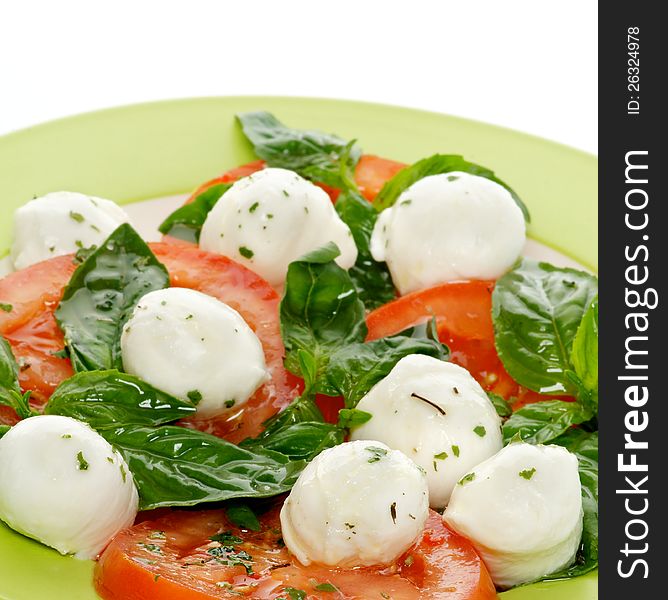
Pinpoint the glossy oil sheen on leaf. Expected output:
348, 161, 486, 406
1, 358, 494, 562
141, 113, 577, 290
241, 421, 343, 461
335, 190, 396, 309
102, 425, 307, 510
158, 182, 231, 242
502, 399, 593, 445
236, 111, 361, 189
280, 242, 367, 383
373, 153, 530, 221
55, 224, 170, 372
44, 370, 197, 428
492, 259, 598, 395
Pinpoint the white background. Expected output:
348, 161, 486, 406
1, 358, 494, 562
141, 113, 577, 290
0, 0, 597, 153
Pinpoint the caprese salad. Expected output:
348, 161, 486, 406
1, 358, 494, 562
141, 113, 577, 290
0, 111, 598, 599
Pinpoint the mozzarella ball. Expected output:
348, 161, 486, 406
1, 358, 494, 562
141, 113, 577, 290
11, 191, 129, 270
351, 354, 502, 508
370, 172, 526, 294
0, 415, 138, 559
120, 287, 268, 418
280, 440, 429, 567
444, 442, 583, 588
199, 168, 357, 287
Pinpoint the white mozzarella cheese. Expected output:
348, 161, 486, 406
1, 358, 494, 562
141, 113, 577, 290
120, 287, 269, 418
370, 172, 526, 294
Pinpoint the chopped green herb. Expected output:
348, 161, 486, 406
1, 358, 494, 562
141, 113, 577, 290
0, 303, 13, 313
519, 467, 537, 480
282, 190, 289, 197
337, 408, 372, 429
452, 445, 460, 457
61, 433, 72, 439
284, 588, 306, 600
434, 451, 448, 460
185, 314, 194, 320
75, 240, 84, 249
344, 523, 355, 529
447, 175, 459, 182
458, 472, 476, 485
473, 425, 487, 437
225, 399, 236, 409
138, 543, 163, 555
267, 213, 274, 219
187, 390, 202, 403
400, 199, 412, 206
366, 446, 388, 463
314, 583, 339, 593
90, 223, 101, 232
390, 502, 397, 524
76, 451, 89, 471
69, 211, 85, 223
148, 530, 166, 540
120, 463, 127, 483
207, 547, 254, 574
210, 531, 244, 545
107, 456, 114, 463
239, 246, 254, 259
381, 593, 391, 599
249, 202, 259, 213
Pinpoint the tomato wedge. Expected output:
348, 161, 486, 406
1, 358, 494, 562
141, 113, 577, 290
366, 281, 570, 408
0, 245, 299, 438
95, 506, 496, 600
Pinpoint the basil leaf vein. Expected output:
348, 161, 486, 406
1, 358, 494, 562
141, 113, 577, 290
237, 111, 361, 189
55, 224, 170, 372
44, 370, 197, 428
492, 259, 598, 396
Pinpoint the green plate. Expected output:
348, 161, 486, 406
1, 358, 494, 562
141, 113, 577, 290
0, 97, 597, 599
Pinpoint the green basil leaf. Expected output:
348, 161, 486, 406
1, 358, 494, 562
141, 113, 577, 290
44, 370, 197, 428
0, 336, 33, 419
242, 421, 343, 461
502, 400, 593, 445
571, 295, 598, 407
542, 429, 598, 579
335, 189, 396, 309
487, 392, 513, 418
0, 424, 10, 439
280, 242, 367, 388
337, 408, 372, 429
373, 154, 530, 221
319, 332, 448, 408
101, 425, 306, 510
225, 502, 261, 531
158, 183, 232, 242
237, 111, 361, 189
55, 224, 170, 372
492, 259, 598, 395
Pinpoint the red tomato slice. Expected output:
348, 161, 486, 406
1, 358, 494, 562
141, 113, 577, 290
0, 255, 76, 419
0, 245, 299, 438
366, 281, 570, 407
95, 506, 496, 600
354, 155, 407, 201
